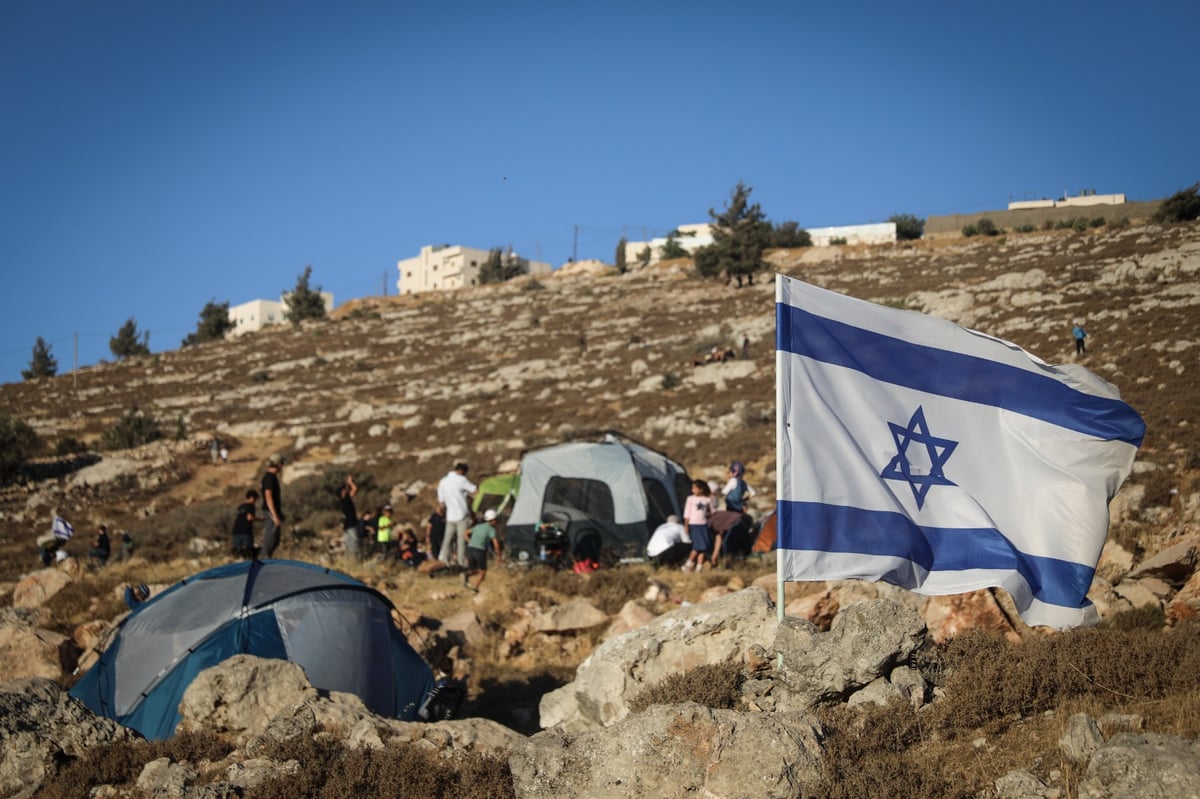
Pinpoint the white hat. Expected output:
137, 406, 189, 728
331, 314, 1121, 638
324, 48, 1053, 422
484, 509, 497, 521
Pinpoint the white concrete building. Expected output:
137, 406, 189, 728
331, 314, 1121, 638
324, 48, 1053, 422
228, 292, 334, 336
396, 244, 551, 296
806, 222, 896, 247
1008, 191, 1126, 211
623, 223, 715, 266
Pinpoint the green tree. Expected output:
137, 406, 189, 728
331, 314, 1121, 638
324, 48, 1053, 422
284, 266, 327, 325
889, 213, 926, 241
769, 221, 812, 248
109, 318, 150, 359
694, 181, 769, 287
182, 299, 234, 346
659, 229, 694, 260
100, 406, 162, 451
615, 237, 628, 273
479, 247, 525, 284
22, 336, 58, 379
1152, 183, 1200, 224
0, 412, 40, 485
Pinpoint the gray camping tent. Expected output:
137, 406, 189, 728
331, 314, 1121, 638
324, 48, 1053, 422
71, 559, 438, 739
505, 433, 692, 563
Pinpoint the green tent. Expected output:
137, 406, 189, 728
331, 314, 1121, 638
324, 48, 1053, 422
472, 473, 519, 516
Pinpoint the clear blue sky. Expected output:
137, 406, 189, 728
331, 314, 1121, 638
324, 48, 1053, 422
2, 1, 1197, 385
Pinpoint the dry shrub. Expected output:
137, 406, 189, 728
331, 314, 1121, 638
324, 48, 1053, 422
127, 497, 229, 561
933, 622, 1200, 733
247, 734, 514, 799
628, 661, 743, 712
1101, 604, 1166, 631
817, 701, 953, 799
38, 731, 234, 798
507, 564, 651, 614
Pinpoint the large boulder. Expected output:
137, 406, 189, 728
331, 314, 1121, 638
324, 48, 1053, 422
539, 588, 778, 731
772, 599, 928, 711
1076, 732, 1200, 798
511, 703, 824, 799
0, 678, 135, 797
0, 608, 68, 683
11, 568, 72, 609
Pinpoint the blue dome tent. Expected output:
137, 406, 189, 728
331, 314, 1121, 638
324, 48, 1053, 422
71, 559, 438, 739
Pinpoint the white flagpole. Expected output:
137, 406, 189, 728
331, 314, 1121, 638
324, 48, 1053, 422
775, 274, 785, 625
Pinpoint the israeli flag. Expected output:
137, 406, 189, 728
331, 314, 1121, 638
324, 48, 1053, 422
776, 275, 1144, 629
52, 515, 74, 540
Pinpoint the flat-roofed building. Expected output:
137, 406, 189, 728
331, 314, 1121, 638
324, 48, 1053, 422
396, 244, 551, 295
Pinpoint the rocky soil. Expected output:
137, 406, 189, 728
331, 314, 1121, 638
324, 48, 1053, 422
2, 220, 1200, 797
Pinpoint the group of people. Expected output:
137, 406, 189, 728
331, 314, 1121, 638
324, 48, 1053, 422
229, 454, 285, 560
647, 461, 756, 572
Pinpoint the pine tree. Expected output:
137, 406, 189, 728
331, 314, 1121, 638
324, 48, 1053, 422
694, 182, 769, 287
22, 337, 58, 379
615, 237, 627, 273
182, 299, 234, 346
479, 248, 525, 284
284, 266, 327, 325
109, 318, 150, 359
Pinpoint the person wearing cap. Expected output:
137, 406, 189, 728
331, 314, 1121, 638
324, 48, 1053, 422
124, 582, 151, 611
436, 462, 477, 566
463, 508, 502, 592
260, 454, 285, 558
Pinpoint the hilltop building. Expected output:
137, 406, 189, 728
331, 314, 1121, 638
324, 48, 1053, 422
396, 245, 551, 296
1008, 190, 1127, 211
623, 224, 715, 266
228, 292, 334, 336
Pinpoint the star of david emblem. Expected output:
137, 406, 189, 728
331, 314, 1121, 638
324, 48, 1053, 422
880, 406, 958, 510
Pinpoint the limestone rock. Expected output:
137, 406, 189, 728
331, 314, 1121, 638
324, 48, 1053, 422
1129, 535, 1199, 582
511, 703, 823, 799
604, 600, 656, 639
11, 568, 73, 609
0, 609, 68, 683
772, 599, 927, 711
0, 677, 135, 797
1060, 712, 1104, 763
177, 654, 318, 739
530, 597, 608, 633
540, 588, 777, 730
1077, 733, 1200, 798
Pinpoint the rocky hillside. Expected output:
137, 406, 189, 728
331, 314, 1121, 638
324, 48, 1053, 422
4, 221, 1200, 558
2, 220, 1200, 797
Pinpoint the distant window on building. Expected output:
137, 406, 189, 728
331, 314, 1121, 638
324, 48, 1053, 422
470, 260, 477, 266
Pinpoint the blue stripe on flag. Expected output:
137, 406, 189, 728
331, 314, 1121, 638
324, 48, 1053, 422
777, 301, 1145, 446
777, 500, 1096, 609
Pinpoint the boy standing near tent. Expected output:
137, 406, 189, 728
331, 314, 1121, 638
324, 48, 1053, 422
463, 509, 502, 592
231, 490, 258, 559
260, 455, 285, 558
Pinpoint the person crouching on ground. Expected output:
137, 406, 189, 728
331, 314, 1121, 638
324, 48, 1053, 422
681, 479, 714, 572
463, 509, 502, 592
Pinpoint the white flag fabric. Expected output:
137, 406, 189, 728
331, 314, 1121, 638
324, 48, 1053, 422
52, 515, 74, 540
775, 275, 1145, 629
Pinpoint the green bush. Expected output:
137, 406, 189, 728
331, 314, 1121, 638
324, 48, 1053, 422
100, 407, 162, 451
962, 224, 978, 237
0, 412, 40, 484
976, 218, 999, 236
1014, 223, 1035, 233
1072, 217, 1088, 232
829, 236, 848, 245
889, 213, 925, 241
1152, 183, 1200, 223
1090, 216, 1106, 228
661, 373, 680, 390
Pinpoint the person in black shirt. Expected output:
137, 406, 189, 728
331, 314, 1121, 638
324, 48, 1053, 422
232, 490, 258, 559
425, 502, 446, 561
339, 475, 361, 562
260, 455, 285, 558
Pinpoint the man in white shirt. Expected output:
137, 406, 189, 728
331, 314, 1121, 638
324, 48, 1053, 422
647, 514, 690, 568
436, 462, 477, 566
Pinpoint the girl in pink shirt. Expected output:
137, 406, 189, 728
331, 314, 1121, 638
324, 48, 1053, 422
681, 479, 713, 572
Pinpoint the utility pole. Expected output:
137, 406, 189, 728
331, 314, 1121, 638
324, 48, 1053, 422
382, 271, 387, 296
573, 225, 579, 263
73, 332, 78, 393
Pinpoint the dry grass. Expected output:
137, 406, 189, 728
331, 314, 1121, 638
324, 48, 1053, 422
246, 733, 514, 799
38, 731, 234, 798
627, 661, 744, 712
